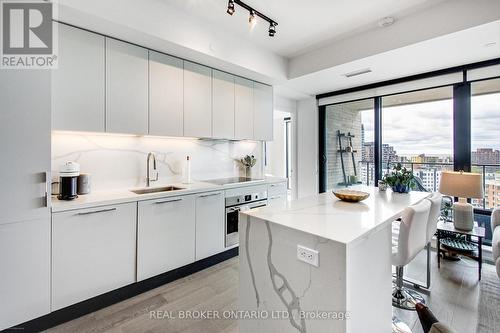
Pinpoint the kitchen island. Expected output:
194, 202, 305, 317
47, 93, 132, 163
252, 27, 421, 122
239, 186, 430, 333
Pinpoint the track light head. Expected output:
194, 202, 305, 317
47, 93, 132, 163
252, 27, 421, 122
227, 0, 235, 15
268, 22, 276, 37
249, 10, 256, 24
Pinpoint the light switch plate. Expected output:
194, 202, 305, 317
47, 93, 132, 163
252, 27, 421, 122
297, 245, 319, 267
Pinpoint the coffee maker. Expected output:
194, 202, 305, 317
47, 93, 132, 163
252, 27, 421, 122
58, 161, 80, 200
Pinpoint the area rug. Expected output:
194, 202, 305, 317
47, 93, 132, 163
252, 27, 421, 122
477, 266, 500, 333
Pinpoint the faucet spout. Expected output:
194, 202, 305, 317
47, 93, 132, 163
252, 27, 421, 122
146, 152, 159, 187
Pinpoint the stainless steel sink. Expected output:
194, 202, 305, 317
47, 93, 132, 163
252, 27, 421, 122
130, 186, 185, 195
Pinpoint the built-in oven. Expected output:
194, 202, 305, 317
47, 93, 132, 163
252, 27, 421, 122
225, 189, 267, 248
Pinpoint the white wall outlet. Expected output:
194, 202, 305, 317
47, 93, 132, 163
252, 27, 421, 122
297, 245, 319, 267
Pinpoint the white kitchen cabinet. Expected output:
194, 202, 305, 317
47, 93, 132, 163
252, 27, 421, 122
52, 203, 137, 310
0, 70, 51, 330
253, 82, 274, 141
212, 70, 235, 139
267, 181, 288, 207
149, 51, 184, 136
52, 23, 105, 132
106, 38, 148, 135
234, 76, 254, 140
137, 195, 196, 281
195, 191, 225, 260
184, 61, 212, 138
0, 219, 50, 330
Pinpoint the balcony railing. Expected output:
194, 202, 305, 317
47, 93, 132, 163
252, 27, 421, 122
359, 161, 500, 210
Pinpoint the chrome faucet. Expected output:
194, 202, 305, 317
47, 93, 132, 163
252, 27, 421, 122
146, 152, 159, 187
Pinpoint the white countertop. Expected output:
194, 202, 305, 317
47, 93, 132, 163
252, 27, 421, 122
242, 186, 430, 245
51, 177, 286, 213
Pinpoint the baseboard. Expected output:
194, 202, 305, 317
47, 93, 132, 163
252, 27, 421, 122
3, 248, 239, 333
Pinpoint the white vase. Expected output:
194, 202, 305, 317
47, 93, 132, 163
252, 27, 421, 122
246, 167, 253, 179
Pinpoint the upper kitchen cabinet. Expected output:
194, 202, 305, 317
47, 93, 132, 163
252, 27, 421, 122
52, 23, 105, 132
212, 70, 235, 139
234, 77, 254, 140
106, 38, 148, 135
149, 51, 184, 137
184, 61, 212, 138
253, 82, 274, 141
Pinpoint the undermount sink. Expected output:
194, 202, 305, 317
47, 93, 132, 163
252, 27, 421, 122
130, 186, 185, 195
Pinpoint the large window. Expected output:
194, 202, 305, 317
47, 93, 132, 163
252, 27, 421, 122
325, 99, 374, 190
381, 87, 454, 192
471, 78, 500, 209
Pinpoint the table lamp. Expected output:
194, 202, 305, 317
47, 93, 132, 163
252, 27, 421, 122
439, 171, 484, 231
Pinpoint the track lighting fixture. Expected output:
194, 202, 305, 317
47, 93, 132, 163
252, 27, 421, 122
226, 0, 235, 16
226, 0, 278, 37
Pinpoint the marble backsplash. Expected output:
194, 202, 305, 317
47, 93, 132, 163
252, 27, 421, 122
51, 132, 264, 192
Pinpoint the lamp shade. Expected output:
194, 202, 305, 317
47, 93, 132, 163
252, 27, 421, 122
439, 171, 484, 199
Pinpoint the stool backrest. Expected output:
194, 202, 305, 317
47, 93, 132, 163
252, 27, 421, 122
396, 199, 431, 266
492, 207, 500, 232
426, 192, 443, 242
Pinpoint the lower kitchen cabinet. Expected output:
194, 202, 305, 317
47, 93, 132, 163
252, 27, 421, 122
51, 203, 137, 310
137, 195, 196, 281
267, 181, 288, 207
0, 218, 50, 330
195, 191, 224, 260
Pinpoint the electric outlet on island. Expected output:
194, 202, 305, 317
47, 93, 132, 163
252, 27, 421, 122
297, 245, 319, 267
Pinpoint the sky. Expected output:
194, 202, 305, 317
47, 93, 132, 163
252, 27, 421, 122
361, 92, 500, 156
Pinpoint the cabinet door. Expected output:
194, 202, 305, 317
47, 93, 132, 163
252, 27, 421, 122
106, 38, 148, 135
0, 219, 50, 330
52, 23, 105, 132
184, 61, 212, 138
52, 203, 137, 310
195, 191, 224, 260
137, 196, 195, 281
149, 51, 184, 136
253, 82, 273, 141
267, 182, 287, 208
234, 77, 254, 139
212, 70, 235, 139
0, 69, 51, 330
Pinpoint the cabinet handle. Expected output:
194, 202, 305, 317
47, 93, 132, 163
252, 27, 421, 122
77, 208, 117, 215
269, 196, 282, 200
154, 198, 182, 204
199, 192, 221, 198
44, 171, 49, 208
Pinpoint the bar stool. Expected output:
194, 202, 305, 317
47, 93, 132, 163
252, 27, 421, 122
392, 199, 431, 310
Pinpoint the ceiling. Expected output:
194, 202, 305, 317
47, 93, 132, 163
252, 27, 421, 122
164, 0, 442, 58
286, 19, 500, 96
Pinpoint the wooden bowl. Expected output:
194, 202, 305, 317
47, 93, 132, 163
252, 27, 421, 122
333, 189, 370, 202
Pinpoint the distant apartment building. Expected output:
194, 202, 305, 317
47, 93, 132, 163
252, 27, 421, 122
414, 168, 443, 192
485, 175, 500, 209
362, 142, 398, 164
472, 148, 500, 165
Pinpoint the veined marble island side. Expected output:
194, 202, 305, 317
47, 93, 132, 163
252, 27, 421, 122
239, 186, 430, 333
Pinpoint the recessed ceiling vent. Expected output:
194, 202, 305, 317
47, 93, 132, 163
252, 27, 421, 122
379, 16, 396, 28
343, 68, 372, 78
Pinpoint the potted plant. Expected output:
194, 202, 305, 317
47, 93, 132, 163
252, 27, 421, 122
240, 155, 257, 178
383, 163, 415, 193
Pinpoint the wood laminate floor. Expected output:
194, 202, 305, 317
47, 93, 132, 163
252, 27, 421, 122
46, 250, 493, 333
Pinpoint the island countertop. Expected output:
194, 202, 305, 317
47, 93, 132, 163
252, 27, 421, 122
242, 185, 430, 245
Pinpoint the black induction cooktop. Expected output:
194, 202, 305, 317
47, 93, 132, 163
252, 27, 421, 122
204, 177, 263, 186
